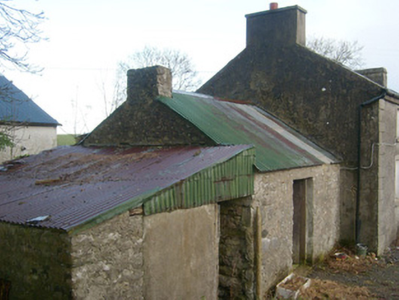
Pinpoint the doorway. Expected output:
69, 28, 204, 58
292, 178, 313, 264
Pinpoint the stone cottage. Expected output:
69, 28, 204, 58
0, 143, 255, 299
198, 4, 399, 255
82, 65, 341, 297
0, 75, 59, 163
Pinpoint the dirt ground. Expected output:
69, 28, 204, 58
273, 237, 399, 299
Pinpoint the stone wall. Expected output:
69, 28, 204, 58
0, 223, 72, 300
253, 164, 340, 294
377, 100, 397, 253
143, 205, 219, 300
83, 67, 214, 147
358, 100, 380, 251
71, 212, 144, 300
219, 197, 256, 299
358, 99, 398, 254
197, 41, 387, 249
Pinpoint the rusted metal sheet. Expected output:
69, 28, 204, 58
144, 147, 255, 215
159, 92, 337, 172
0, 145, 254, 232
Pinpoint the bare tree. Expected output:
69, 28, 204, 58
307, 37, 364, 69
0, 1, 45, 153
0, 0, 46, 72
112, 46, 201, 112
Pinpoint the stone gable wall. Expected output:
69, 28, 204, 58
198, 45, 383, 163
198, 43, 394, 251
83, 100, 214, 147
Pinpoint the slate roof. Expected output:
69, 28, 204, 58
0, 144, 253, 232
0, 75, 59, 126
159, 91, 337, 172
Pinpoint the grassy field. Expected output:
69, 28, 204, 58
57, 134, 76, 146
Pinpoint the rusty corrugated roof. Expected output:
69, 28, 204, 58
159, 91, 337, 172
0, 145, 253, 232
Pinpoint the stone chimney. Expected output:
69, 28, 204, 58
356, 67, 387, 87
127, 66, 172, 104
246, 4, 307, 48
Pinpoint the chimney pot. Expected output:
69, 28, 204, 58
270, 2, 278, 10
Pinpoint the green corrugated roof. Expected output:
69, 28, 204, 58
158, 91, 336, 172
144, 146, 255, 215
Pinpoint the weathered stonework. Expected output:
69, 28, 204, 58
253, 164, 340, 293
0, 223, 72, 300
127, 66, 172, 100
83, 66, 214, 147
71, 212, 144, 300
219, 197, 256, 300
358, 99, 397, 253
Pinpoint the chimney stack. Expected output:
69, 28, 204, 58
246, 5, 307, 48
356, 67, 387, 87
127, 66, 172, 104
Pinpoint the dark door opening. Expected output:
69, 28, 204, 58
293, 179, 309, 264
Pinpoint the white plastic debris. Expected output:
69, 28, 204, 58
26, 215, 51, 224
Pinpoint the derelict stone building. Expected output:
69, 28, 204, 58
198, 4, 399, 255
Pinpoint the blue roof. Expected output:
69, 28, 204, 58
0, 75, 59, 126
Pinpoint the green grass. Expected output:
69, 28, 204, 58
57, 134, 76, 146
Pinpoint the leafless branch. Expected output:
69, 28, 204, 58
112, 46, 201, 109
0, 0, 46, 73
307, 36, 364, 69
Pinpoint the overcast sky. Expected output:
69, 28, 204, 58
5, 0, 399, 134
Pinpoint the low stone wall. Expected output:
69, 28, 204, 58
0, 223, 72, 300
254, 164, 340, 294
71, 212, 144, 300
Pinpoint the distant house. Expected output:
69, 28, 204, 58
0, 75, 59, 163
198, 4, 399, 255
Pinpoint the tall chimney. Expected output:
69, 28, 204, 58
127, 66, 172, 104
246, 5, 307, 48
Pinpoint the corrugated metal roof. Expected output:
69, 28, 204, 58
0, 75, 59, 126
144, 146, 254, 215
159, 91, 337, 172
0, 144, 254, 232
